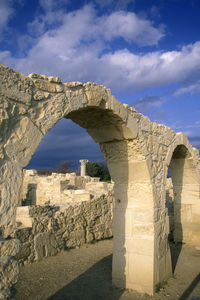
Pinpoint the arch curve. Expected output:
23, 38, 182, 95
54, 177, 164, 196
165, 132, 199, 168
0, 63, 200, 295
164, 133, 200, 248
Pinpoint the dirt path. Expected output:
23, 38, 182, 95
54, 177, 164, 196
15, 239, 200, 300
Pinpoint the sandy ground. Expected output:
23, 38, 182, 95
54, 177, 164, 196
15, 239, 200, 300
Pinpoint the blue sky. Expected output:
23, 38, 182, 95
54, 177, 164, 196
0, 0, 200, 170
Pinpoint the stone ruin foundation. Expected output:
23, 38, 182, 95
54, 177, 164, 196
13, 170, 114, 265
20, 169, 113, 207
0, 63, 200, 299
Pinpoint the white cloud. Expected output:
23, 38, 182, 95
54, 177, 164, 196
0, 0, 14, 40
101, 10, 164, 45
174, 80, 200, 96
1, 4, 200, 94
100, 42, 200, 90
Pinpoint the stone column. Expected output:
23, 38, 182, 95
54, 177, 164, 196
79, 159, 88, 177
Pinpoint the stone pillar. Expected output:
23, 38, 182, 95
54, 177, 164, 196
79, 159, 88, 177
107, 155, 158, 295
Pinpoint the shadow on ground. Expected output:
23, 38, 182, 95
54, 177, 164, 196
47, 254, 124, 300
169, 241, 182, 274
179, 273, 200, 300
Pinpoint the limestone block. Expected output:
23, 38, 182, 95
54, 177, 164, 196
84, 82, 110, 107
127, 182, 154, 207
128, 160, 152, 182
4, 117, 43, 167
73, 190, 91, 202
0, 256, 19, 290
16, 206, 33, 228
125, 236, 154, 256
12, 227, 32, 243
140, 115, 152, 132
67, 228, 86, 247
87, 126, 124, 143
127, 252, 154, 295
113, 207, 127, 236
101, 139, 146, 165
65, 84, 88, 110
33, 90, 50, 101
2, 87, 32, 105
126, 112, 139, 138
24, 169, 37, 176
0, 64, 33, 106
0, 160, 23, 232
32, 78, 62, 93
63, 189, 75, 197
28, 73, 48, 80
0, 239, 21, 256
109, 96, 128, 122
131, 207, 155, 223
28, 93, 69, 134
157, 247, 172, 284
132, 222, 154, 236
85, 182, 108, 194
48, 76, 62, 83
112, 249, 126, 280
16, 241, 32, 262
64, 81, 83, 88
34, 232, 58, 261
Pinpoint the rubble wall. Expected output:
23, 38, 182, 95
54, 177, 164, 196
13, 192, 113, 265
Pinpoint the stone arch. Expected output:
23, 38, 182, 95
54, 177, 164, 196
165, 132, 200, 248
0, 64, 200, 296
0, 64, 158, 294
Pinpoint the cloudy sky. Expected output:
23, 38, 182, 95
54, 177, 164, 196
0, 0, 200, 170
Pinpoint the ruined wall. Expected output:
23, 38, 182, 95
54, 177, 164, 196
0, 238, 20, 299
21, 169, 113, 206
13, 192, 113, 265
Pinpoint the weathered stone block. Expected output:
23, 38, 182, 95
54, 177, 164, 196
0, 256, 19, 290
0, 239, 20, 257
4, 117, 43, 167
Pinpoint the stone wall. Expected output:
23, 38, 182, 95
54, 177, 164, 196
13, 192, 113, 265
0, 238, 20, 299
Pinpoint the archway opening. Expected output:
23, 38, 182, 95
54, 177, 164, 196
19, 117, 107, 207
167, 144, 200, 272
27, 118, 104, 172
15, 104, 130, 272
13, 102, 156, 294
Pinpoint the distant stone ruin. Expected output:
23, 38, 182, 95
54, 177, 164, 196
15, 172, 113, 265
0, 63, 200, 299
12, 170, 114, 267
20, 169, 113, 206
